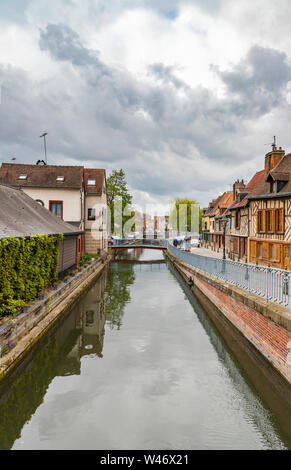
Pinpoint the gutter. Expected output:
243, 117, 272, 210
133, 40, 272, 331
248, 191, 291, 200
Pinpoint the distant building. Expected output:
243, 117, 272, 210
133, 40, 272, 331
207, 191, 234, 253
0, 183, 84, 273
0, 162, 107, 254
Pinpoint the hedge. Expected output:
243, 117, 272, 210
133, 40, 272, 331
0, 234, 63, 317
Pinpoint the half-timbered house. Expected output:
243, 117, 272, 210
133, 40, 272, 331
228, 173, 264, 262
248, 146, 291, 269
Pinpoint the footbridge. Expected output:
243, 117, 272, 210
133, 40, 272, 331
110, 238, 167, 250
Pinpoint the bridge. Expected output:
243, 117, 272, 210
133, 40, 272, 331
110, 238, 167, 250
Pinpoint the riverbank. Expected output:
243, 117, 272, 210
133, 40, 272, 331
166, 250, 291, 385
0, 254, 111, 381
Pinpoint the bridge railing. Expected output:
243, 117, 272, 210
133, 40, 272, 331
164, 240, 291, 308
112, 238, 166, 247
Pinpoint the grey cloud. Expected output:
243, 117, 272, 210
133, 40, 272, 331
1, 24, 291, 208
148, 63, 187, 89
215, 45, 291, 117
39, 23, 108, 74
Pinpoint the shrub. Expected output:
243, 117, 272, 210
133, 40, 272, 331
79, 253, 98, 267
0, 234, 63, 318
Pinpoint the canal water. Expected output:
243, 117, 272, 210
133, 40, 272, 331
0, 249, 290, 450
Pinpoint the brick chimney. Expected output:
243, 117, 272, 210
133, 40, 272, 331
265, 146, 285, 178
233, 179, 246, 202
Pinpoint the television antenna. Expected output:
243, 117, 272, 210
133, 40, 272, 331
39, 132, 48, 164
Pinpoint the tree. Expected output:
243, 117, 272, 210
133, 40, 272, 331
106, 169, 134, 235
169, 198, 202, 234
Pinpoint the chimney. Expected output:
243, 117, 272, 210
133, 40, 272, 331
233, 179, 246, 202
265, 146, 285, 178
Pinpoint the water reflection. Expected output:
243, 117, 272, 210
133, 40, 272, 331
105, 264, 135, 330
0, 269, 108, 450
0, 250, 290, 450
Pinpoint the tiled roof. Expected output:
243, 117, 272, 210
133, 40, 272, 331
214, 191, 234, 218
207, 195, 224, 217
0, 163, 83, 189
84, 169, 106, 195
250, 153, 291, 198
0, 184, 83, 239
229, 170, 265, 209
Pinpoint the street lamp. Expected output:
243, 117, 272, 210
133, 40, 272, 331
220, 216, 229, 261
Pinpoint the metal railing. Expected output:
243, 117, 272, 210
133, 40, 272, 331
111, 238, 166, 247
165, 240, 291, 308
110, 238, 291, 307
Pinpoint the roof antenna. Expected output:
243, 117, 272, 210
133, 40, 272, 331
272, 135, 276, 151
39, 132, 48, 164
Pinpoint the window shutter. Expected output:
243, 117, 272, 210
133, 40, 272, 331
262, 210, 266, 233
280, 208, 284, 233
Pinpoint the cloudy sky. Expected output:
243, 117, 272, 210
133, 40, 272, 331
1, 0, 291, 212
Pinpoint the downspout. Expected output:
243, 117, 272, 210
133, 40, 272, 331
81, 186, 86, 254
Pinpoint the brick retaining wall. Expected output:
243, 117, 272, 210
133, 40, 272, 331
167, 251, 291, 384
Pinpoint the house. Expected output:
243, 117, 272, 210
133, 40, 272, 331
228, 173, 264, 262
209, 191, 234, 253
201, 207, 210, 245
84, 169, 107, 253
207, 196, 224, 249
0, 183, 84, 273
247, 145, 291, 269
0, 162, 107, 254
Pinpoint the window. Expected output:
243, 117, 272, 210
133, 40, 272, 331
35, 199, 44, 206
88, 179, 96, 186
18, 174, 27, 180
235, 210, 240, 229
49, 201, 63, 219
257, 208, 284, 234
275, 208, 284, 234
88, 208, 96, 220
270, 244, 275, 260
257, 242, 263, 258
285, 246, 290, 258
56, 176, 65, 182
277, 181, 287, 192
265, 210, 273, 233
257, 210, 264, 233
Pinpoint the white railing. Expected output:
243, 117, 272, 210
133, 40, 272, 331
112, 238, 291, 307
165, 241, 291, 308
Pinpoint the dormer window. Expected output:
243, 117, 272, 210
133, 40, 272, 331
18, 174, 27, 180
88, 179, 96, 186
277, 181, 286, 192
56, 176, 65, 182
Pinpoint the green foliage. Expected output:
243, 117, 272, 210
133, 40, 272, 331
79, 253, 98, 267
106, 169, 134, 235
169, 198, 202, 233
0, 234, 63, 318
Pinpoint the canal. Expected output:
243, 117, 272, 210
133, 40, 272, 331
0, 249, 290, 450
